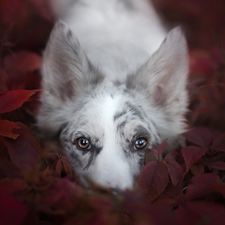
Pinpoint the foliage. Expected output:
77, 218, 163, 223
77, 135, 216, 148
0, 0, 225, 224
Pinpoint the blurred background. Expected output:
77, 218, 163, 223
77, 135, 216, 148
0, 0, 225, 133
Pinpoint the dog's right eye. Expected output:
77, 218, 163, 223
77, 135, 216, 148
76, 137, 90, 149
134, 137, 148, 150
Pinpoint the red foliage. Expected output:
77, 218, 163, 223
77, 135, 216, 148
0, 120, 20, 139
0, 0, 225, 224
139, 161, 169, 202
0, 89, 39, 113
0, 194, 28, 225
3, 122, 41, 170
164, 151, 184, 186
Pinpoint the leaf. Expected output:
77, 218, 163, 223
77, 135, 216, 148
190, 164, 204, 175
3, 122, 41, 170
0, 194, 28, 225
61, 156, 74, 179
211, 136, 222, 148
182, 146, 207, 171
151, 140, 168, 157
28, 0, 53, 22
123, 190, 180, 225
145, 149, 158, 164
0, 178, 26, 195
55, 160, 63, 177
0, 158, 20, 179
146, 204, 180, 225
211, 184, 225, 197
185, 173, 220, 200
207, 161, 225, 170
176, 201, 225, 225
164, 151, 184, 186
191, 173, 220, 184
3, 50, 41, 73
176, 201, 202, 225
0, 120, 20, 139
213, 142, 225, 152
138, 161, 169, 202
183, 127, 214, 147
38, 178, 83, 212
0, 89, 40, 114
211, 136, 225, 152
146, 140, 168, 163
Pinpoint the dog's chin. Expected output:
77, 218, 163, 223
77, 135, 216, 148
77, 174, 134, 194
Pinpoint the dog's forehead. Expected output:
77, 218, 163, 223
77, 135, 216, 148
72, 87, 150, 141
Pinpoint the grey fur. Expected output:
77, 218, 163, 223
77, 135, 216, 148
38, 0, 189, 190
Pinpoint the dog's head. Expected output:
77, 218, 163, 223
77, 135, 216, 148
38, 22, 188, 190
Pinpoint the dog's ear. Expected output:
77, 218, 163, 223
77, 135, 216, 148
41, 21, 93, 100
127, 27, 189, 116
38, 21, 103, 137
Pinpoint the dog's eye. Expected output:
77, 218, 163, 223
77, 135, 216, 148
76, 137, 90, 149
134, 138, 148, 150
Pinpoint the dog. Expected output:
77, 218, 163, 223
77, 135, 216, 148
37, 0, 188, 190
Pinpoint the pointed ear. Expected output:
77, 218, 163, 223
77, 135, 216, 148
127, 27, 189, 115
38, 21, 104, 137
42, 21, 96, 100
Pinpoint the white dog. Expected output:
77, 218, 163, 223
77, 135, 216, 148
37, 0, 188, 190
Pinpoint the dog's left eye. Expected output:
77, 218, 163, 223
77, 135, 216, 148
134, 138, 148, 150
76, 137, 90, 149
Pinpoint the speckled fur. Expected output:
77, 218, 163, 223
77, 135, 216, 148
37, 0, 189, 190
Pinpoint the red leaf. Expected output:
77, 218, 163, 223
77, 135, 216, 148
0, 194, 28, 225
183, 127, 214, 147
123, 190, 180, 225
55, 160, 63, 177
3, 50, 41, 73
0, 178, 26, 195
145, 149, 158, 164
164, 151, 184, 186
191, 173, 220, 184
185, 173, 220, 200
0, 0, 28, 28
61, 156, 74, 179
151, 140, 168, 156
146, 204, 180, 225
190, 164, 204, 175
3, 122, 41, 170
211, 136, 222, 148
0, 158, 20, 179
207, 161, 225, 170
182, 146, 207, 171
213, 142, 225, 152
0, 120, 20, 139
28, 0, 53, 22
177, 201, 225, 225
38, 178, 83, 211
211, 184, 225, 197
211, 137, 225, 152
138, 161, 169, 202
0, 89, 39, 114
176, 201, 202, 225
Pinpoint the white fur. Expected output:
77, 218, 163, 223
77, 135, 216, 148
38, 0, 189, 190
50, 0, 166, 79
85, 94, 133, 189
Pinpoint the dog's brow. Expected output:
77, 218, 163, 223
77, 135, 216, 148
134, 125, 150, 139
114, 109, 127, 121
125, 102, 145, 121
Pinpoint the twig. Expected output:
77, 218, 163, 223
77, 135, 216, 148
190, 83, 225, 97
212, 30, 225, 63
